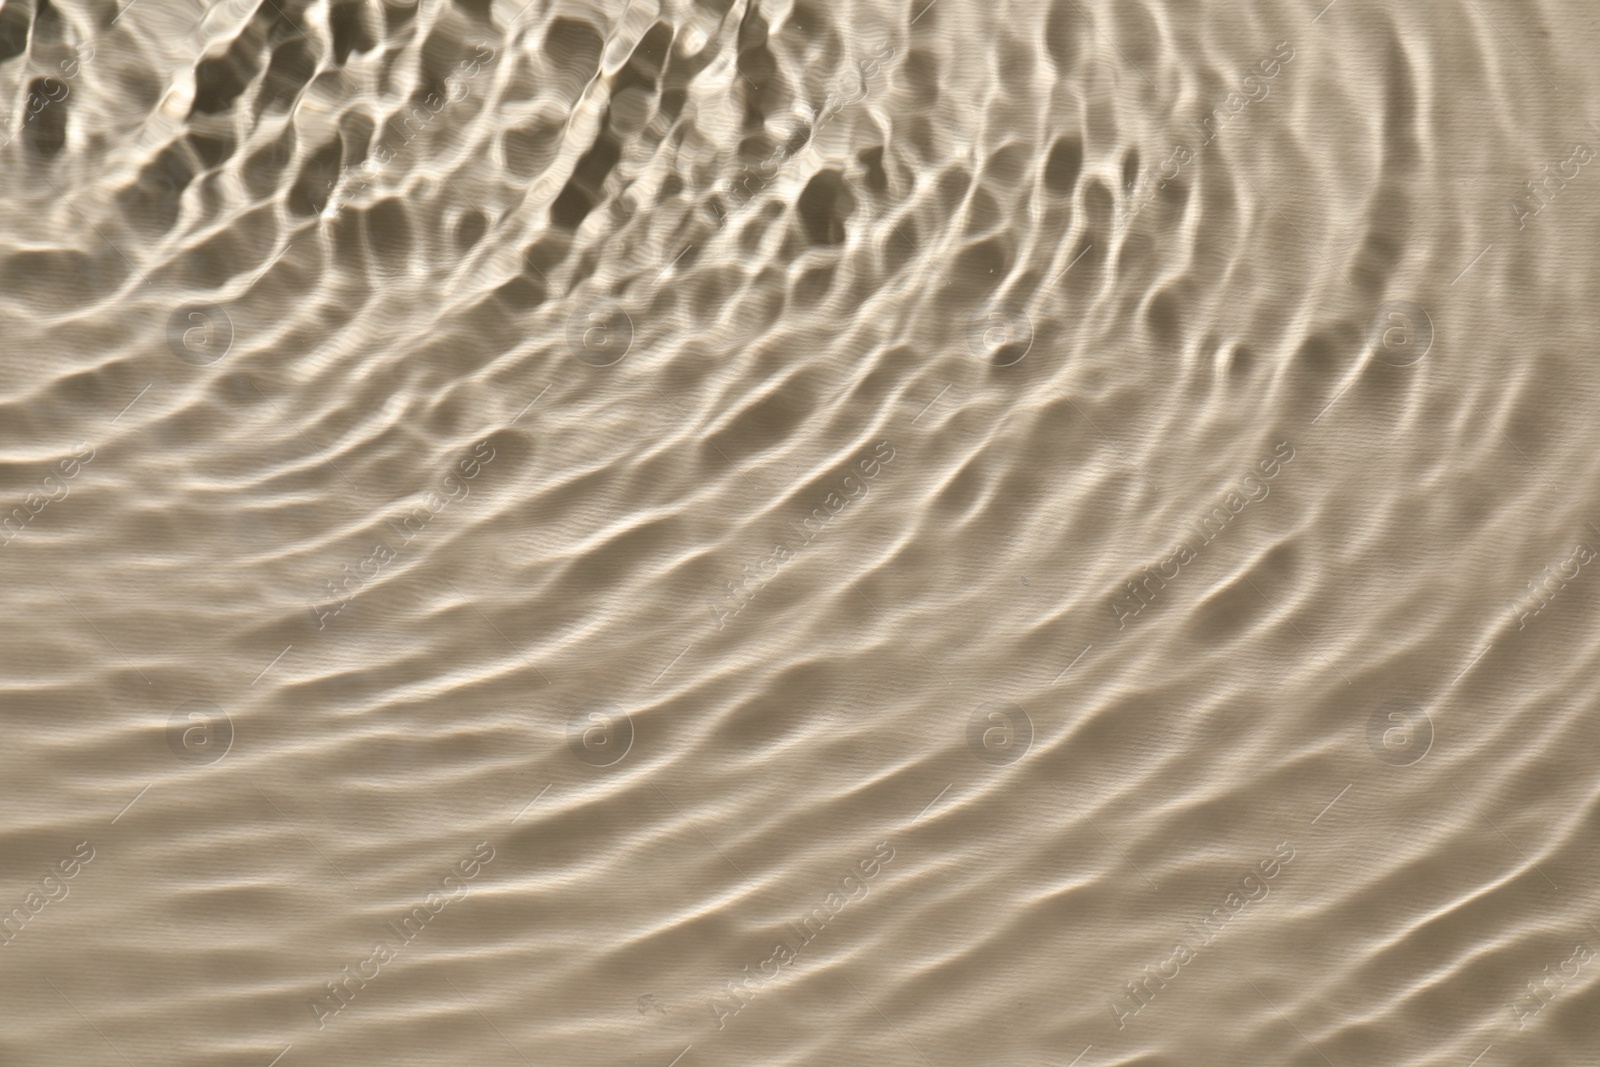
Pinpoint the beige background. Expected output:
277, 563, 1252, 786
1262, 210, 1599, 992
2, 0, 1599, 1064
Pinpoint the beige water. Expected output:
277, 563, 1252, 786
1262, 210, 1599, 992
3, 0, 1600, 1064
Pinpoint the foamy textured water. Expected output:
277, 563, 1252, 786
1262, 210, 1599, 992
4, 0, 1600, 1063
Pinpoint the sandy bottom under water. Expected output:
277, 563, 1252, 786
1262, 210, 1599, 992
2, 0, 1600, 1064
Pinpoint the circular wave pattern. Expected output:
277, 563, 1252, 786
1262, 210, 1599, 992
2, 0, 1599, 1065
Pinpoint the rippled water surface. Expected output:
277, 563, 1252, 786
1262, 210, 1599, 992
4, 0, 1600, 1064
